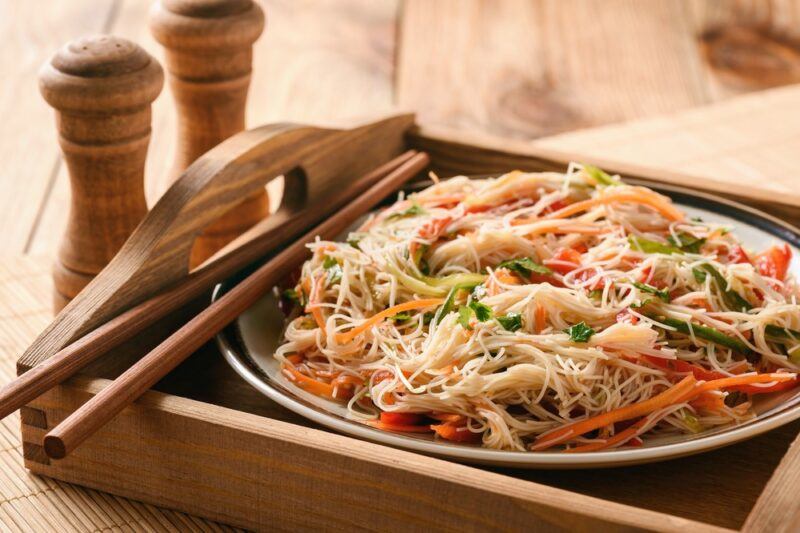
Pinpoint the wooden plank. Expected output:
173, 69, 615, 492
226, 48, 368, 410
396, 0, 800, 141
532, 84, 800, 200
22, 375, 723, 532
410, 124, 800, 211
28, 0, 399, 257
743, 430, 800, 532
0, 0, 116, 254
397, 0, 712, 139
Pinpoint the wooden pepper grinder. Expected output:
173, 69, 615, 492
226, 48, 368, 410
149, 0, 268, 268
39, 36, 164, 311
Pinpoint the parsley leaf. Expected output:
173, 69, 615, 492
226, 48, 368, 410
458, 305, 473, 330
387, 202, 426, 221
632, 281, 670, 302
347, 238, 361, 250
497, 312, 522, 332
433, 282, 481, 325
497, 257, 552, 279
564, 322, 596, 343
667, 232, 706, 253
469, 300, 493, 321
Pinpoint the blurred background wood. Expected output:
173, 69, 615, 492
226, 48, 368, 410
7, 0, 800, 259
4, 0, 800, 530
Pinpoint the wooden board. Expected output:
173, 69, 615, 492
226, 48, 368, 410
396, 0, 800, 139
532, 84, 800, 200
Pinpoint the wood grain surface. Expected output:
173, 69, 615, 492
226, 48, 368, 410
0, 257, 238, 532
39, 35, 163, 308
397, 0, 800, 139
5, 0, 800, 531
150, 0, 271, 267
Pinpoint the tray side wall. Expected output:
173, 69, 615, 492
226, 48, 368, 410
20, 377, 719, 533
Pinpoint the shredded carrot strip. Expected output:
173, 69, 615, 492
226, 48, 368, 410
682, 373, 797, 401
304, 275, 327, 333
432, 423, 481, 443
534, 303, 547, 333
690, 392, 725, 413
547, 189, 684, 222
285, 354, 304, 365
565, 418, 648, 453
334, 298, 444, 344
531, 375, 697, 451
282, 365, 339, 399
366, 420, 433, 433
495, 268, 521, 285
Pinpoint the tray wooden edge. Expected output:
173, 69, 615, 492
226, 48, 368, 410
21, 375, 726, 533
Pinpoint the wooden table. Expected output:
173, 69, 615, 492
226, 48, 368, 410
3, 0, 800, 530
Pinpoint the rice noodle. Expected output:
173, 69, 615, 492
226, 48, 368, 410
274, 165, 800, 451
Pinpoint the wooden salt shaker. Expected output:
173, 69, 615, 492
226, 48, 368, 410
149, 0, 268, 267
39, 36, 164, 311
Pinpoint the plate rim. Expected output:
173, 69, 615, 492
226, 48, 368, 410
214, 179, 800, 468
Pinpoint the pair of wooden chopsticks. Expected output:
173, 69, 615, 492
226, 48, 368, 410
43, 151, 429, 458
1, 150, 429, 458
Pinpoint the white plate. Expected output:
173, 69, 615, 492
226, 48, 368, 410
215, 183, 800, 468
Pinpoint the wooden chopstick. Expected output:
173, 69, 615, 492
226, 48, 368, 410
42, 151, 430, 459
0, 150, 420, 423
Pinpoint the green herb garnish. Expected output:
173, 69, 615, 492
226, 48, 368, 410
497, 257, 552, 280
497, 312, 523, 332
628, 236, 681, 255
469, 300, 493, 321
667, 232, 706, 253
632, 281, 670, 303
347, 238, 361, 250
390, 311, 412, 324
564, 322, 596, 343
387, 202, 426, 220
433, 281, 482, 325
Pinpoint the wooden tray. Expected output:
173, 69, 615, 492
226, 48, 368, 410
17, 115, 800, 532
